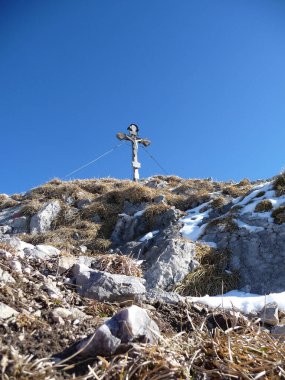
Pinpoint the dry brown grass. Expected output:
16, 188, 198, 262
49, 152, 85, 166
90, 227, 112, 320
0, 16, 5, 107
175, 243, 239, 296
0, 242, 17, 254
211, 197, 227, 209
2, 311, 285, 380
273, 172, 285, 196
0, 347, 60, 380
76, 311, 285, 380
142, 203, 171, 229
21, 221, 101, 251
0, 194, 9, 205
92, 254, 142, 277
222, 183, 252, 198
27, 178, 94, 203
0, 197, 19, 210
237, 178, 251, 186
255, 200, 273, 213
207, 216, 239, 233
168, 191, 211, 211
272, 206, 285, 225
172, 179, 215, 196
89, 238, 112, 252
20, 199, 42, 216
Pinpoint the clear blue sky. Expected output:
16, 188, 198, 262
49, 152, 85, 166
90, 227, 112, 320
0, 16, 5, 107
1, 0, 285, 194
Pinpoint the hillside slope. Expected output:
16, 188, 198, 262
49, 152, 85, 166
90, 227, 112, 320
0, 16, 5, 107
1, 174, 285, 379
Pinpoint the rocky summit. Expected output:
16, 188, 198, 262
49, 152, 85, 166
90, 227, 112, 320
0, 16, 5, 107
1, 174, 285, 379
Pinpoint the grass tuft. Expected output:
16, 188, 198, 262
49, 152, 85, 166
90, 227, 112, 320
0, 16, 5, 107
272, 206, 285, 225
92, 254, 142, 277
175, 243, 239, 296
273, 172, 285, 196
254, 200, 273, 213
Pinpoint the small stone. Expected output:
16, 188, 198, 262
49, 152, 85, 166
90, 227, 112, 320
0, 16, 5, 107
10, 260, 22, 273
0, 302, 19, 319
271, 324, 285, 337
43, 281, 62, 299
30, 200, 61, 233
58, 256, 77, 275
79, 245, 87, 254
34, 310, 41, 318
23, 267, 31, 275
54, 305, 160, 361
91, 214, 101, 223
73, 264, 146, 302
77, 199, 92, 210
0, 268, 15, 283
153, 195, 167, 204
259, 302, 279, 326
0, 249, 12, 259
0, 225, 12, 235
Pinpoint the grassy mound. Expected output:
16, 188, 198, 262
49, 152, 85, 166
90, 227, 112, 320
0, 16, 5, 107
255, 199, 273, 212
175, 243, 239, 296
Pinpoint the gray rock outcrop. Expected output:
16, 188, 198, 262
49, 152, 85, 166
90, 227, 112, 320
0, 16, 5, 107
0, 302, 19, 319
73, 264, 146, 302
54, 305, 159, 361
30, 200, 61, 233
203, 219, 285, 294
143, 236, 198, 291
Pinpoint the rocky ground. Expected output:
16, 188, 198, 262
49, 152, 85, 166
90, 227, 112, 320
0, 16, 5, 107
1, 174, 285, 379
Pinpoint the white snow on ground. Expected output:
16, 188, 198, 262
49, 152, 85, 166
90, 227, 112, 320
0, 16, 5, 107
180, 180, 285, 241
189, 290, 285, 314
234, 219, 264, 233
139, 230, 159, 242
134, 210, 145, 217
234, 181, 285, 217
180, 202, 211, 241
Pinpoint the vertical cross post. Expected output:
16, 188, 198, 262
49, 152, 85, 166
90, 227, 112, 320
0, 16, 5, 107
116, 124, 151, 182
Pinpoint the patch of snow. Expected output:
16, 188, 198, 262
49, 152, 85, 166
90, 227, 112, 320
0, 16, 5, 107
180, 202, 211, 241
139, 230, 159, 242
134, 210, 145, 217
188, 289, 285, 314
234, 219, 264, 233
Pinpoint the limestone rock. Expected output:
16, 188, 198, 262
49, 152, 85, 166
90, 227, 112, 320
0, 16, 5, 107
43, 281, 62, 299
0, 236, 33, 253
143, 237, 198, 291
145, 289, 185, 305
58, 255, 77, 274
0, 205, 23, 227
30, 200, 61, 233
0, 268, 15, 283
271, 324, 285, 337
0, 225, 12, 235
259, 302, 279, 326
73, 264, 145, 302
24, 244, 60, 260
54, 305, 159, 361
11, 216, 29, 234
51, 307, 88, 322
0, 302, 19, 319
